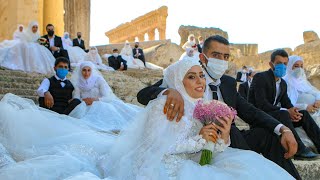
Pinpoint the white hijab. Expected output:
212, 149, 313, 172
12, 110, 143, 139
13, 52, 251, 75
62, 32, 73, 47
85, 46, 102, 64
76, 61, 99, 92
23, 21, 40, 42
13, 24, 24, 40
120, 41, 132, 56
284, 55, 313, 105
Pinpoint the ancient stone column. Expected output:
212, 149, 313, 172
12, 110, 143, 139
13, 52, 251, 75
43, 0, 64, 36
138, 34, 145, 42
148, 29, 155, 41
64, 0, 90, 48
159, 28, 166, 40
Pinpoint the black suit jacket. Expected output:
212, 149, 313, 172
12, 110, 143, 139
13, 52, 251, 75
137, 75, 281, 133
197, 44, 202, 53
238, 81, 249, 100
42, 35, 66, 58
236, 72, 248, 82
248, 69, 293, 113
108, 56, 127, 70
73, 38, 85, 50
132, 48, 145, 61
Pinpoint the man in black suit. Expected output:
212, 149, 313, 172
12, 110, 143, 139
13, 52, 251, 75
108, 49, 127, 71
137, 35, 300, 179
238, 71, 256, 100
249, 49, 320, 160
73, 32, 88, 52
236, 66, 249, 82
197, 36, 204, 53
42, 24, 70, 69
132, 42, 146, 67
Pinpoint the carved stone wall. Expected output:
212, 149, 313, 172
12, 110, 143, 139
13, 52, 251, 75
64, 0, 90, 48
105, 6, 168, 43
178, 25, 229, 46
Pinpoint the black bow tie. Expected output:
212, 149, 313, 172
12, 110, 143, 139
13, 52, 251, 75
209, 84, 219, 100
58, 79, 67, 83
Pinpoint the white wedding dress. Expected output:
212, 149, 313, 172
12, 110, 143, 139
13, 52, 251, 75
284, 55, 320, 149
0, 21, 55, 74
102, 60, 294, 180
69, 63, 142, 132
0, 93, 116, 179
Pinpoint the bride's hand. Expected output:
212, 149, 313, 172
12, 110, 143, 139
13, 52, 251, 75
214, 116, 233, 144
199, 124, 218, 143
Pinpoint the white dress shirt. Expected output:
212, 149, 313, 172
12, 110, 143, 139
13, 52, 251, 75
37, 75, 67, 97
49, 35, 55, 48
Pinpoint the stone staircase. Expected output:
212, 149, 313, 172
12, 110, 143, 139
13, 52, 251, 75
0, 68, 320, 179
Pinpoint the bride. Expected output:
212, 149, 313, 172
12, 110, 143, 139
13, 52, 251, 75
62, 32, 86, 66
0, 93, 116, 179
84, 47, 114, 71
69, 61, 142, 132
102, 59, 294, 179
284, 55, 320, 149
0, 21, 55, 74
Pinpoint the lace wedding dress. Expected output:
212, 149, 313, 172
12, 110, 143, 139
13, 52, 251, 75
102, 59, 294, 180
0, 93, 116, 179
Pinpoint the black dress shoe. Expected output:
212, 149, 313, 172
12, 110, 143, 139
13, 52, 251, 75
294, 148, 320, 160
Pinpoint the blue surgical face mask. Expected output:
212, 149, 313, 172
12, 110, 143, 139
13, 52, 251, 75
64, 35, 69, 39
273, 63, 286, 78
56, 68, 68, 79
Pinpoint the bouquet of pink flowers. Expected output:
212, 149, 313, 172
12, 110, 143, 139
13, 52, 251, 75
193, 99, 237, 166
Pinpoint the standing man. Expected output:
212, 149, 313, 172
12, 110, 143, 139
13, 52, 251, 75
238, 70, 256, 100
73, 32, 88, 52
132, 42, 146, 67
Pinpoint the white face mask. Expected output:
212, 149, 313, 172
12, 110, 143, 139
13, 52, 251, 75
203, 54, 228, 80
292, 67, 304, 78
113, 53, 119, 57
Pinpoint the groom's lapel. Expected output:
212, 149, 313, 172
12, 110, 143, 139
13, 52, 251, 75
219, 76, 236, 108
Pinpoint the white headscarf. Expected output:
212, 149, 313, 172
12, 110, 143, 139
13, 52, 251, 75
72, 61, 99, 92
13, 24, 24, 40
284, 55, 313, 105
62, 32, 73, 47
120, 41, 132, 56
23, 21, 40, 42
164, 58, 202, 104
182, 34, 196, 50
85, 46, 102, 64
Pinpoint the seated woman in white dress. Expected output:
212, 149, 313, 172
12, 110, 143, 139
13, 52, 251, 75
69, 61, 142, 132
84, 46, 114, 71
13, 24, 24, 40
284, 55, 320, 149
102, 59, 294, 180
179, 47, 200, 61
0, 21, 55, 74
120, 41, 163, 70
0, 93, 116, 179
62, 32, 86, 66
0, 25, 25, 49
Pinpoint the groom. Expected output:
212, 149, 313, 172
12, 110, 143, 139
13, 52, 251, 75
137, 35, 301, 179
37, 57, 81, 115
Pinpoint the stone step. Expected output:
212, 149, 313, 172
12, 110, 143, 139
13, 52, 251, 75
0, 76, 44, 84
293, 159, 320, 179
0, 69, 48, 78
0, 81, 40, 89
0, 88, 37, 96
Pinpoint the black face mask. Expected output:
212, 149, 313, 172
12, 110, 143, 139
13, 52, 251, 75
77, 35, 81, 39
135, 45, 138, 48
48, 30, 54, 36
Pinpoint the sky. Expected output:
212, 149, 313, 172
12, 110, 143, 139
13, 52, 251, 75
90, 0, 320, 53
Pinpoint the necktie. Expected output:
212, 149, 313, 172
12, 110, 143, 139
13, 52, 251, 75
209, 84, 218, 100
